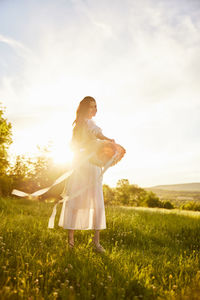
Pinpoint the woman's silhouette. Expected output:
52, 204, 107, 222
58, 96, 115, 252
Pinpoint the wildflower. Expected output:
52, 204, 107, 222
65, 280, 69, 285
69, 286, 73, 290
100, 282, 103, 286
68, 264, 73, 269
173, 285, 178, 289
169, 274, 173, 279
88, 282, 91, 286
53, 292, 58, 297
65, 268, 68, 273
91, 294, 95, 298
107, 275, 112, 281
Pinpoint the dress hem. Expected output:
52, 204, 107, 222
59, 226, 106, 230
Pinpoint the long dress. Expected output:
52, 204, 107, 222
58, 118, 106, 230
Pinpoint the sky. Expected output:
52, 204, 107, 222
0, 0, 200, 188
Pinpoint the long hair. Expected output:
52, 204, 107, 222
71, 96, 96, 149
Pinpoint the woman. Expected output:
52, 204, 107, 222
58, 96, 115, 253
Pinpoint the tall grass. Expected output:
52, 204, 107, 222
0, 196, 200, 299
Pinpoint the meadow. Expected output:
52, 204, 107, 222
1, 196, 200, 300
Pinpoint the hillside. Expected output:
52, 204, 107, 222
144, 183, 200, 207
145, 182, 200, 192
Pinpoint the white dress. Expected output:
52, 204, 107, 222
58, 118, 106, 230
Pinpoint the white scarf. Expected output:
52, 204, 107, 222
11, 149, 119, 229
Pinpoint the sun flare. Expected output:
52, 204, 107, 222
50, 145, 74, 165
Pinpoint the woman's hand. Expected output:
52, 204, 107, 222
99, 134, 115, 143
109, 139, 115, 143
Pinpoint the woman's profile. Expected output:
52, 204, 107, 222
58, 96, 117, 253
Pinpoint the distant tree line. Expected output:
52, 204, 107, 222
103, 179, 175, 209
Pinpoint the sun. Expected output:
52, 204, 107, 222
50, 142, 74, 165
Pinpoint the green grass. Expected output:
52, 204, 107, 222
1, 197, 200, 299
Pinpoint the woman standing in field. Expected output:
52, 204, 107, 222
58, 96, 116, 253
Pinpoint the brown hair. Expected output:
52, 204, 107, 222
71, 96, 96, 148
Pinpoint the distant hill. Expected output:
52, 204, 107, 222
144, 182, 200, 192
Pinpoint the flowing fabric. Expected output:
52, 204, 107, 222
49, 150, 119, 229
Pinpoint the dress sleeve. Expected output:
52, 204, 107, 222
86, 119, 103, 137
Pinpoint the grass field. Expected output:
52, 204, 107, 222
1, 196, 200, 300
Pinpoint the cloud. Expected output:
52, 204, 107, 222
0, 33, 38, 63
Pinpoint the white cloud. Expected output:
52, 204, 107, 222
0, 33, 38, 63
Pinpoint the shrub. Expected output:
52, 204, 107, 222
162, 200, 174, 209
181, 201, 200, 211
144, 191, 163, 208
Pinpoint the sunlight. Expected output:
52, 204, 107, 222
50, 143, 74, 164
8, 111, 75, 166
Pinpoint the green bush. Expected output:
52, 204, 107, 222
181, 201, 200, 211
144, 191, 163, 208
162, 200, 174, 209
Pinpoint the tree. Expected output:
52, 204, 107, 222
103, 184, 115, 205
143, 191, 163, 208
0, 103, 12, 175
115, 179, 130, 205
8, 145, 69, 200
115, 179, 147, 206
8, 154, 34, 193
0, 103, 13, 195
